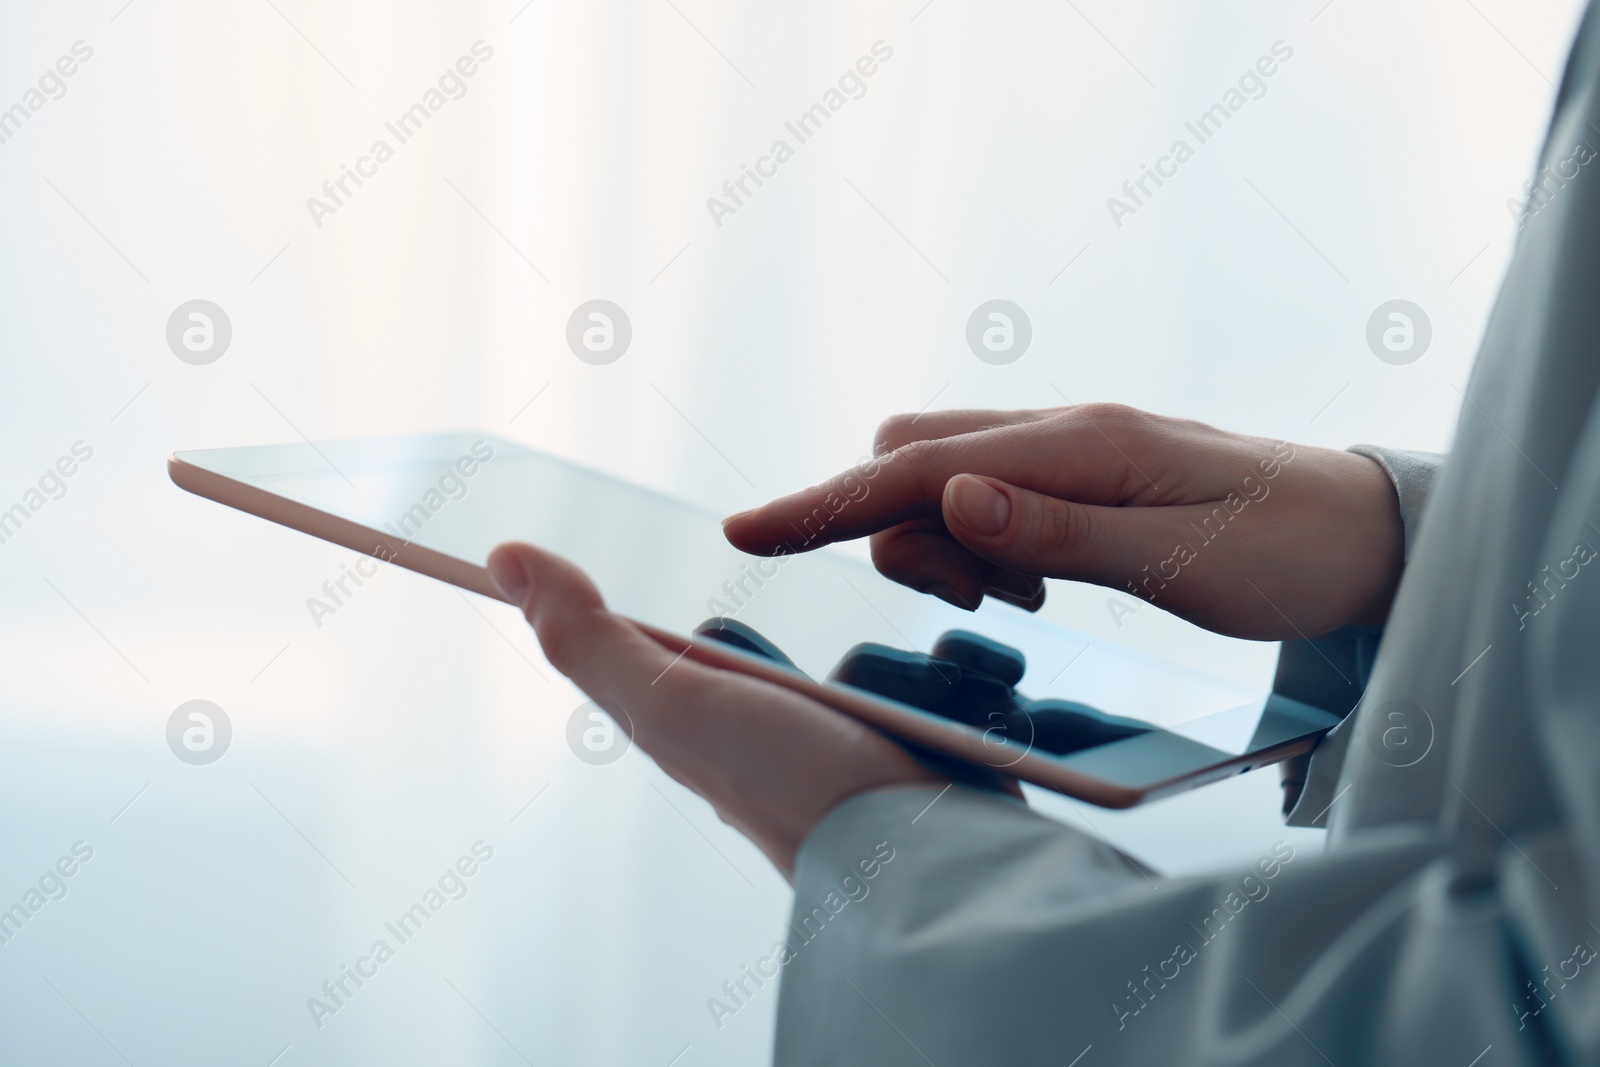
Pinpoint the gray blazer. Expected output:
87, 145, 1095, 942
773, 3, 1600, 1063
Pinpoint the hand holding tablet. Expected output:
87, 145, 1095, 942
169, 431, 1343, 820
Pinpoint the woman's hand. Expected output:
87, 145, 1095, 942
722, 405, 1404, 640
487, 542, 945, 878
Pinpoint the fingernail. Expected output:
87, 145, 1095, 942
488, 552, 530, 603
721, 508, 755, 528
925, 582, 979, 612
949, 476, 1011, 537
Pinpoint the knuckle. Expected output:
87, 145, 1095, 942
873, 413, 922, 456
868, 532, 906, 572
1074, 401, 1141, 432
535, 621, 577, 674
869, 532, 925, 587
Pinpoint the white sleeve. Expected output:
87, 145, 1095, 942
1346, 445, 1446, 563
1276, 446, 1445, 824
773, 784, 1459, 1066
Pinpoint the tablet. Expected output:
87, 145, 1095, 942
167, 432, 1339, 808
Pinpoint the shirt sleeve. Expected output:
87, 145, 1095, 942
1345, 445, 1446, 563
1275, 446, 1446, 824
772, 784, 1452, 1066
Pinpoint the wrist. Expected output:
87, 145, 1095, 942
1341, 449, 1407, 625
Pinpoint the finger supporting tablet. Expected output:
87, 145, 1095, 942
931, 629, 1027, 687
693, 617, 806, 674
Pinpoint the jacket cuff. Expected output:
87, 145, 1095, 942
1346, 445, 1445, 562
1276, 446, 1445, 824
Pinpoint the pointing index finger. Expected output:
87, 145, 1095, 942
723, 431, 1030, 555
722, 410, 1149, 556
725, 408, 1054, 556
722, 450, 917, 556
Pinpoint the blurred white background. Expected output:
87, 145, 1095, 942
0, 0, 1588, 1063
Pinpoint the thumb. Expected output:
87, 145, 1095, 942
486, 541, 677, 694
941, 474, 1160, 587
